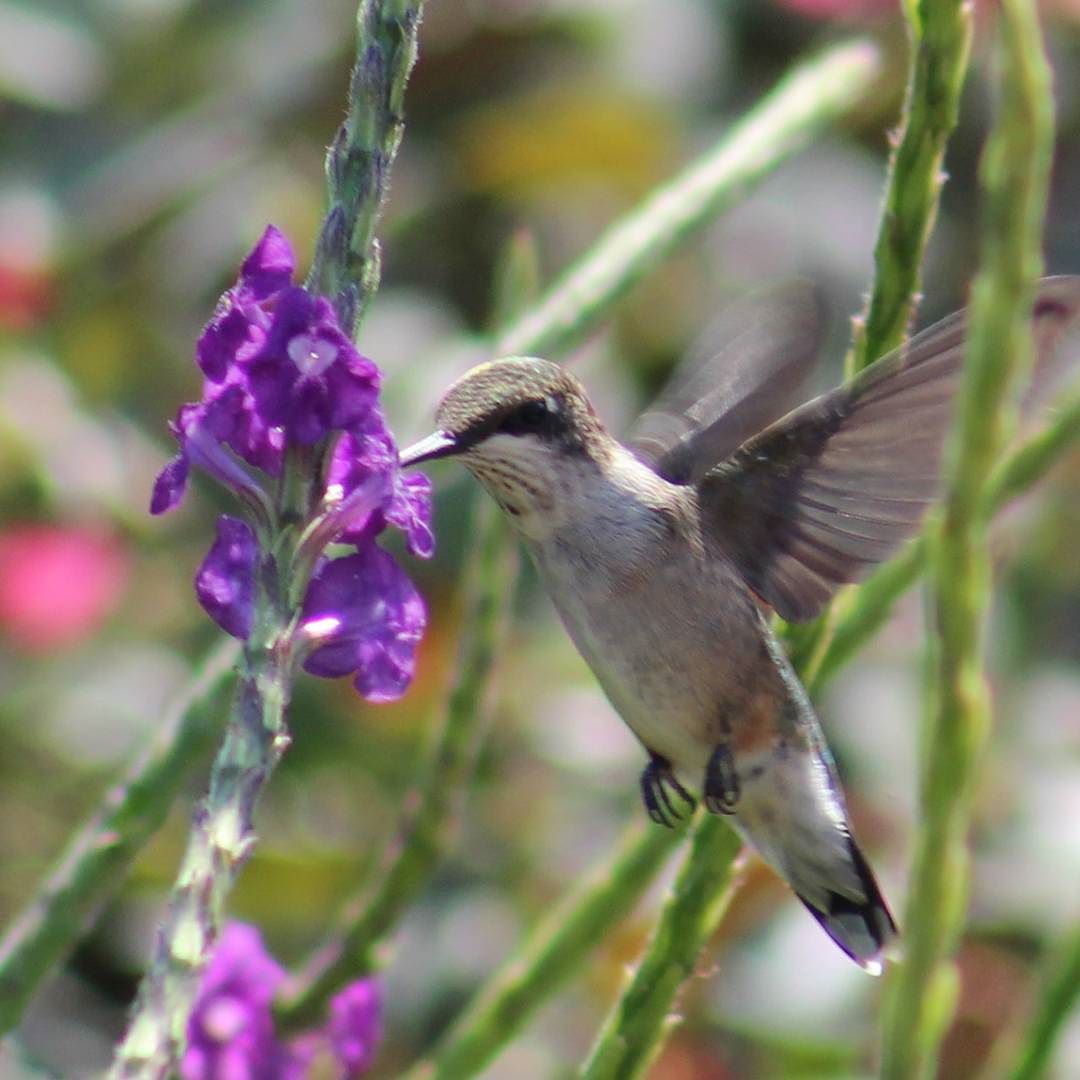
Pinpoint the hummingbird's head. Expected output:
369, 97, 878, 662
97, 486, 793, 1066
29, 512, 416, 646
400, 357, 608, 533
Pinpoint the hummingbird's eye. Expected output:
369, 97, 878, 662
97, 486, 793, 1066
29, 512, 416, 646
500, 397, 553, 435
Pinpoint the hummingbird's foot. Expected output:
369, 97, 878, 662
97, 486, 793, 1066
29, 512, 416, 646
704, 741, 740, 815
640, 754, 696, 828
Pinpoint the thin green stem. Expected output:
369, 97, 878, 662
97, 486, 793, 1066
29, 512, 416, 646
1006, 925, 1080, 1080
0, 638, 238, 1036
785, 0, 972, 671
306, 0, 424, 333
495, 40, 880, 360
984, 391, 1080, 510
108, 614, 294, 1077
808, 546, 923, 697
847, 0, 973, 377
104, 2, 427, 1067
579, 818, 742, 1080
277, 498, 516, 1032
405, 823, 687, 1080
881, 2, 1054, 1077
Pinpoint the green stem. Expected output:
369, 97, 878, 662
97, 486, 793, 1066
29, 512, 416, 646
1006, 925, 1080, 1080
306, 0, 424, 333
786, 0, 972, 671
276, 498, 517, 1032
495, 40, 880, 360
808, 545, 923, 697
405, 823, 687, 1080
579, 818, 742, 1080
984, 391, 1080, 509
105, 3, 428, 1067
847, 0, 973, 377
881, 2, 1054, 1076
0, 638, 238, 1036
108, 611, 294, 1077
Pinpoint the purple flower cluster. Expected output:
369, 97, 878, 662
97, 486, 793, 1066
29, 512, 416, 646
182, 923, 381, 1080
151, 227, 432, 701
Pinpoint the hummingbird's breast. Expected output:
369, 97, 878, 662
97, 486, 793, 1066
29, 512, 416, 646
527, 451, 781, 776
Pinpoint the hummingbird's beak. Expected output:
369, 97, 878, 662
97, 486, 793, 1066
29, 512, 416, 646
399, 430, 460, 467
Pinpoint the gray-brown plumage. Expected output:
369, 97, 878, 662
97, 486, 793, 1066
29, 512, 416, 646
400, 277, 1080, 971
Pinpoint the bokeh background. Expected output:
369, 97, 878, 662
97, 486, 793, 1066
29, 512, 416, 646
2, 1, 1079, 1076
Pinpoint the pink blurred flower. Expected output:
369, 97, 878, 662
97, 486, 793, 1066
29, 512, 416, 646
0, 189, 57, 331
0, 524, 127, 651
0, 264, 52, 331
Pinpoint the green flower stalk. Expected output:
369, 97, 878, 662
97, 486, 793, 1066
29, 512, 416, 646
785, 0, 973, 675
847, 0, 973, 378
110, 625, 295, 1077
1006, 924, 1080, 1080
580, 818, 742, 1080
107, 1, 430, 1072
110, 226, 434, 1076
881, 1, 1055, 1076
306, 0, 424, 332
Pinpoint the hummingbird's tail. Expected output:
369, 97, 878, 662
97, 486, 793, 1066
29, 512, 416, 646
732, 797, 898, 972
791, 834, 897, 974
726, 648, 899, 972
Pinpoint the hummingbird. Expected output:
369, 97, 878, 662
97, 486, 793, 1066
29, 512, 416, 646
399, 278, 1080, 973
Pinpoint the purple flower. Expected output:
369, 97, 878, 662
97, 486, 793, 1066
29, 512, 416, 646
189, 499, 428, 704
196, 517, 258, 639
291, 980, 383, 1079
302, 544, 426, 703
197, 226, 294, 383
182, 923, 383, 1080
150, 452, 189, 516
182, 924, 293, 1080
246, 287, 380, 446
151, 224, 433, 704
152, 225, 385, 512
152, 389, 282, 516
325, 980, 382, 1077
327, 427, 434, 558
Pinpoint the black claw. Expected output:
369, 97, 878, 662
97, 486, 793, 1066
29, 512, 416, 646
640, 755, 696, 828
704, 741, 740, 815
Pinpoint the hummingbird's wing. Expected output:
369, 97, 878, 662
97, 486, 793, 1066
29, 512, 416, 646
697, 277, 1080, 622
629, 282, 821, 484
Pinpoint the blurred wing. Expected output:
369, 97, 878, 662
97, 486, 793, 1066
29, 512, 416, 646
699, 276, 1080, 622
629, 282, 822, 484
